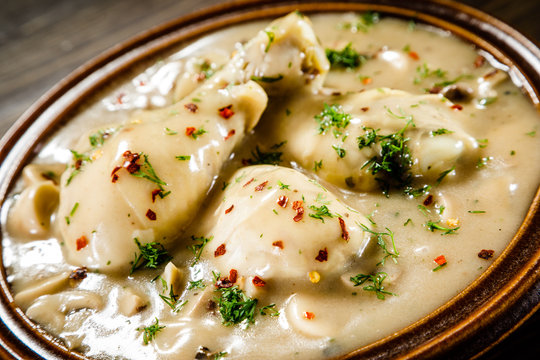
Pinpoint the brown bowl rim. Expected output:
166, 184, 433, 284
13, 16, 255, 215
0, 1, 539, 359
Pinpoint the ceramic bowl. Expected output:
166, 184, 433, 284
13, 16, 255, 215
0, 1, 538, 359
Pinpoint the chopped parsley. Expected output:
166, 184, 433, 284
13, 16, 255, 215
357, 223, 399, 265
175, 155, 191, 161
188, 235, 213, 265
314, 103, 352, 137
308, 204, 335, 223
189, 127, 207, 139
350, 272, 395, 300
130, 238, 171, 274
468, 210, 486, 214
136, 318, 165, 345
426, 220, 459, 235
164, 127, 178, 135
214, 285, 258, 326
326, 43, 366, 69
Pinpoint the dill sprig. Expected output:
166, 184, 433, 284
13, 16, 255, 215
215, 285, 258, 326
350, 272, 395, 300
314, 103, 352, 137
136, 318, 165, 345
326, 43, 367, 69
308, 204, 336, 223
426, 220, 459, 235
357, 223, 399, 265
130, 238, 171, 275
188, 235, 213, 265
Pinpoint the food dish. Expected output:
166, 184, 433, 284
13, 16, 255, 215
0, 1, 539, 359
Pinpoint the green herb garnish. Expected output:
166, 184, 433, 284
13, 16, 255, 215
431, 128, 454, 136
250, 74, 284, 83
136, 318, 165, 345
130, 238, 171, 274
436, 166, 455, 185
259, 304, 280, 316
175, 155, 191, 161
215, 286, 258, 326
350, 272, 395, 300
426, 220, 459, 235
357, 223, 399, 265
314, 103, 352, 136
326, 43, 366, 69
308, 204, 335, 223
249, 146, 283, 165
188, 235, 213, 265
332, 145, 346, 158
264, 30, 275, 52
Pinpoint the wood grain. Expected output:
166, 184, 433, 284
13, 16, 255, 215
0, 0, 538, 359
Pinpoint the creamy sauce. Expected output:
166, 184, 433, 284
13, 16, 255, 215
2, 12, 540, 360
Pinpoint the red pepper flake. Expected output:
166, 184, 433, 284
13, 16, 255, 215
116, 93, 125, 104
361, 107, 370, 112
76, 236, 88, 251
252, 276, 266, 287
241, 158, 253, 166
185, 127, 196, 136
243, 178, 255, 187
304, 311, 315, 320
483, 69, 498, 80
408, 51, 420, 60
474, 55, 486, 68
69, 267, 87, 280
338, 218, 349, 242
151, 189, 161, 202
272, 240, 284, 249
122, 151, 141, 174
111, 166, 122, 183
146, 209, 157, 221
225, 205, 234, 214
293, 200, 304, 222
255, 181, 268, 191
214, 244, 226, 257
428, 86, 442, 94
218, 105, 234, 119
434, 255, 447, 266
224, 129, 236, 140
423, 194, 434, 206
74, 159, 83, 170
277, 195, 289, 208
215, 277, 234, 289
361, 77, 372, 85
315, 248, 328, 262
184, 103, 198, 113
451, 104, 463, 111
229, 269, 238, 283
478, 249, 494, 260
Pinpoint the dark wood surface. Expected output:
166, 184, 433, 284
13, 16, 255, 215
0, 0, 538, 359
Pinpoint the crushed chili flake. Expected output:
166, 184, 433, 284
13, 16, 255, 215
215, 277, 234, 289
225, 205, 234, 214
293, 200, 304, 222
252, 276, 266, 287
303, 311, 315, 320
428, 86, 442, 94
254, 181, 268, 191
361, 107, 370, 112
69, 267, 87, 280
361, 77, 372, 85
116, 93, 125, 104
229, 269, 238, 283
185, 127, 196, 136
451, 104, 463, 111
434, 255, 447, 266
146, 209, 157, 221
184, 103, 198, 113
243, 178, 255, 187
474, 55, 486, 68
111, 173, 119, 183
423, 194, 434, 206
224, 129, 236, 140
151, 189, 161, 202
122, 151, 141, 174
241, 158, 253, 166
338, 218, 350, 242
483, 69, 498, 80
315, 248, 328, 262
478, 249, 494, 260
74, 159, 83, 170
76, 236, 88, 251
272, 240, 284, 249
408, 51, 420, 60
277, 195, 289, 208
218, 105, 234, 119
214, 244, 227, 257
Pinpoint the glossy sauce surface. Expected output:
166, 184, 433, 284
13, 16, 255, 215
2, 13, 540, 360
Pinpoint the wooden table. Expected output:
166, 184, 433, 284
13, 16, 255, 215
0, 0, 538, 358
